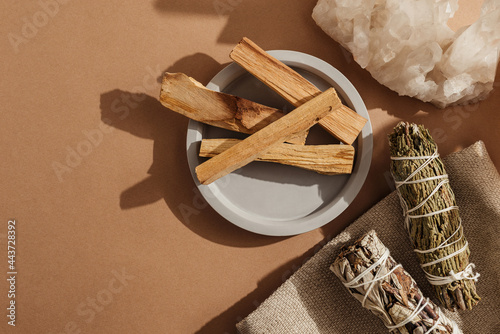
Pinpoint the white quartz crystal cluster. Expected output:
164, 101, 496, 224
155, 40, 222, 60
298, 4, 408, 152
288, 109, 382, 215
312, 0, 500, 108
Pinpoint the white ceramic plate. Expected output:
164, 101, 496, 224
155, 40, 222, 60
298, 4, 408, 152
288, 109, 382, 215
186, 50, 372, 236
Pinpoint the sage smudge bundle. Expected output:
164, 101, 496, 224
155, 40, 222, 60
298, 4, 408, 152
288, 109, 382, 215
389, 122, 480, 310
331, 231, 461, 333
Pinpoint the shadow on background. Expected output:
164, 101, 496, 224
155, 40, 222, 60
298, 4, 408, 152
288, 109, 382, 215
99, 53, 287, 248
194, 242, 325, 334
156, 52, 229, 85
153, 0, 324, 46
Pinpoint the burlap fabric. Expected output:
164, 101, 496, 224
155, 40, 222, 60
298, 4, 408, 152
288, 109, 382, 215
237, 141, 500, 334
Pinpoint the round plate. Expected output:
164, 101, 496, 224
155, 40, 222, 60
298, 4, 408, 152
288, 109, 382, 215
186, 50, 372, 236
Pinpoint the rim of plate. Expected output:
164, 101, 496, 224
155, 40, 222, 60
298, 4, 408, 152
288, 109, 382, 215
186, 50, 373, 236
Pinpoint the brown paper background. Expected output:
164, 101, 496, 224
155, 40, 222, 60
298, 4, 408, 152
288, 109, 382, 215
1, 1, 498, 333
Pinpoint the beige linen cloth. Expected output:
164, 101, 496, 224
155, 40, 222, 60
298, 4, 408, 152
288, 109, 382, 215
237, 141, 500, 334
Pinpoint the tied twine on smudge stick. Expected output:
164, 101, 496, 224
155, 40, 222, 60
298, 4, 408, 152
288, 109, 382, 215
388, 122, 480, 310
331, 231, 461, 333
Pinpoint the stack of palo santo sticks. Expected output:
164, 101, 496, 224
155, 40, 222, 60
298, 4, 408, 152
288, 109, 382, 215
160, 37, 367, 185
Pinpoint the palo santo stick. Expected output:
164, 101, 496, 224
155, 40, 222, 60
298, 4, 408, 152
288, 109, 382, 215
160, 72, 307, 144
195, 88, 341, 184
200, 138, 354, 175
229, 37, 367, 145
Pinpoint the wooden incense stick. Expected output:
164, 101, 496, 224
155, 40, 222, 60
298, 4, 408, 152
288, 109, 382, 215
199, 138, 354, 175
229, 37, 367, 145
195, 88, 341, 184
160, 72, 307, 144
